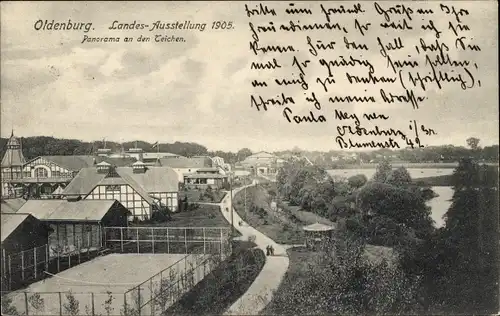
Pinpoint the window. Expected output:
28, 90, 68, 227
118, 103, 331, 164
53, 171, 61, 177
35, 167, 48, 178
105, 185, 121, 192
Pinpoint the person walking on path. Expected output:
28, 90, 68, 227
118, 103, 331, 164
266, 245, 270, 256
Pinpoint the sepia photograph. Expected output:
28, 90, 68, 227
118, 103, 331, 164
1, 1, 498, 315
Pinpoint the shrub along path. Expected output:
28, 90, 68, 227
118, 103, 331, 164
199, 182, 291, 315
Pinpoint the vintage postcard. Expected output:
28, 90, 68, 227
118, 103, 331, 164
1, 1, 498, 315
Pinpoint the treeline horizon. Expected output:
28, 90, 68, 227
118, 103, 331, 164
0, 136, 498, 164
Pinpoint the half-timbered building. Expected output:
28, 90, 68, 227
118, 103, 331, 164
62, 162, 179, 220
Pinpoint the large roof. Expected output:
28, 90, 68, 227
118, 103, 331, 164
142, 152, 182, 160
184, 173, 227, 179
118, 167, 179, 193
157, 157, 212, 168
35, 155, 95, 171
1, 134, 26, 167
62, 166, 178, 202
95, 156, 137, 167
17, 200, 129, 222
1, 213, 36, 242
0, 198, 27, 213
244, 151, 277, 160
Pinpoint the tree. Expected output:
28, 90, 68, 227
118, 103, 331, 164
466, 137, 480, 150
236, 148, 253, 161
356, 182, 434, 240
373, 160, 392, 183
63, 292, 80, 316
386, 167, 412, 187
434, 159, 499, 313
348, 174, 368, 189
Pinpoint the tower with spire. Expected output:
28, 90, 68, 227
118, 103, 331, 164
1, 130, 26, 197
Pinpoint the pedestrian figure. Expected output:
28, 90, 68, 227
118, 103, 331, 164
271, 245, 275, 256
266, 245, 270, 256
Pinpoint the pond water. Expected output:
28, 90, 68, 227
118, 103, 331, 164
326, 168, 454, 180
428, 186, 454, 228
327, 169, 455, 228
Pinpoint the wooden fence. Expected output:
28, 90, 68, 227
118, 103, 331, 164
1, 243, 102, 293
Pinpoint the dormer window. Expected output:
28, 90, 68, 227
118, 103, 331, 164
132, 161, 146, 174
96, 161, 111, 174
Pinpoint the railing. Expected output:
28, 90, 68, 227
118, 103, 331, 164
1, 243, 102, 292
103, 226, 231, 256
124, 252, 225, 315
1, 252, 227, 316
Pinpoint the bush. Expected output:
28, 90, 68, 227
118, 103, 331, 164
150, 208, 171, 222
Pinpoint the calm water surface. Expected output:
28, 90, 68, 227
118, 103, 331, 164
327, 169, 455, 228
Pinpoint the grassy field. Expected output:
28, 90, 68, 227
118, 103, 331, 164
233, 186, 304, 244
167, 204, 231, 228
280, 202, 335, 226
179, 189, 226, 203
135, 204, 231, 228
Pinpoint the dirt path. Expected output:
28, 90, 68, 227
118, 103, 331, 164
213, 184, 291, 315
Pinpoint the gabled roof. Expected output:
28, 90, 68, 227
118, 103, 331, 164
142, 152, 182, 160
63, 167, 107, 195
197, 167, 220, 172
62, 166, 178, 203
95, 156, 137, 167
118, 167, 178, 192
0, 198, 27, 213
1, 213, 38, 242
184, 173, 227, 179
17, 200, 130, 222
157, 157, 212, 168
245, 151, 276, 159
34, 155, 95, 171
1, 135, 25, 167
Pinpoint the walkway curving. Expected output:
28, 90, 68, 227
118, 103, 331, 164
215, 183, 290, 315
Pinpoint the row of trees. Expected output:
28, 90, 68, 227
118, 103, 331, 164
279, 139, 498, 169
0, 136, 256, 162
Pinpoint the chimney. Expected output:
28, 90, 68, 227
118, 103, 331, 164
132, 161, 146, 174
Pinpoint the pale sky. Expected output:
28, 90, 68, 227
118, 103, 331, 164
1, 1, 498, 152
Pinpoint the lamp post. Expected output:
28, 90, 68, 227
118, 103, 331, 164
230, 172, 234, 237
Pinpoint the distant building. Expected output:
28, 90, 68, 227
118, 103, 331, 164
157, 156, 213, 182
124, 146, 182, 164
241, 151, 282, 175
183, 168, 228, 189
62, 163, 179, 220
0, 132, 137, 199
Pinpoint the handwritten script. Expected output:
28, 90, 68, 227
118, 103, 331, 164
245, 2, 482, 149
